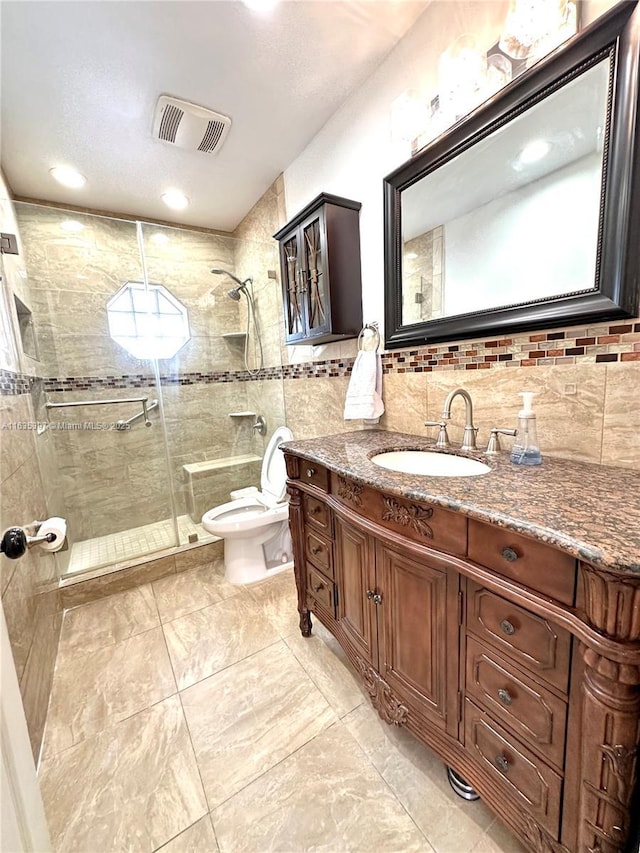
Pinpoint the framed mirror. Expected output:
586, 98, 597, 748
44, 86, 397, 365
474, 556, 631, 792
384, 1, 639, 349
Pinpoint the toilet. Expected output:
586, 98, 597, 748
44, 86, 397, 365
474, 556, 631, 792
201, 426, 294, 584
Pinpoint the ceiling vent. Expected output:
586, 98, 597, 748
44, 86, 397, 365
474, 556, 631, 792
152, 96, 231, 154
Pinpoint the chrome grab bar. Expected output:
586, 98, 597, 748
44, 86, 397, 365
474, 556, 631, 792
45, 396, 157, 429
116, 399, 158, 430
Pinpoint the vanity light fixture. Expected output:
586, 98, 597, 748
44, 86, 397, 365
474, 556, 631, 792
60, 219, 85, 232
161, 189, 189, 211
518, 138, 551, 164
49, 166, 87, 189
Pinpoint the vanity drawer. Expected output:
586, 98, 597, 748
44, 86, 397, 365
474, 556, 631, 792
300, 462, 329, 492
306, 563, 336, 616
466, 582, 571, 693
330, 476, 467, 557
305, 529, 333, 577
468, 520, 576, 606
303, 494, 332, 535
465, 636, 567, 770
464, 699, 562, 838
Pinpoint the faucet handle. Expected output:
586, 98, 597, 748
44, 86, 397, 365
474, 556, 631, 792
424, 420, 451, 449
486, 427, 517, 455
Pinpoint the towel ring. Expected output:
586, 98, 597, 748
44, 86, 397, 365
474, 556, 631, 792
358, 323, 380, 353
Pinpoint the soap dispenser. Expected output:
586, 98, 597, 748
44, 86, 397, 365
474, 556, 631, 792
510, 392, 542, 466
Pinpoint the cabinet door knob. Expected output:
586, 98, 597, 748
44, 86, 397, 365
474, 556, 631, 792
497, 688, 512, 706
309, 505, 321, 515
501, 547, 519, 562
494, 754, 510, 773
306, 468, 316, 478
372, 593, 382, 605
500, 619, 516, 636
310, 545, 322, 555
312, 581, 325, 593
366, 589, 375, 599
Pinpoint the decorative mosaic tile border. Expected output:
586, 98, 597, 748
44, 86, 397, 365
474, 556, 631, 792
379, 320, 640, 375
7, 319, 639, 395
0, 369, 33, 396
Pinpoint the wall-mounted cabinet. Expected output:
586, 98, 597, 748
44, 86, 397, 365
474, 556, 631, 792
274, 193, 362, 345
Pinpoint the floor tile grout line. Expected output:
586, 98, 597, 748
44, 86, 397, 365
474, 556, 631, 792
40, 689, 182, 766
152, 569, 245, 626
176, 688, 218, 830
177, 635, 285, 694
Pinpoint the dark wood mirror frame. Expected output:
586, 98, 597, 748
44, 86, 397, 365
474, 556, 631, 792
383, 1, 640, 350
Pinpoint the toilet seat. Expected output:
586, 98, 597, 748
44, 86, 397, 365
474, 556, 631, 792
202, 496, 289, 536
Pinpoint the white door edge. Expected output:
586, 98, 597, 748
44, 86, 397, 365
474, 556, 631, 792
0, 603, 51, 852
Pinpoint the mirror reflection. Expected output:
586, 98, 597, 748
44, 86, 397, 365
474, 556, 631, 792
400, 58, 610, 326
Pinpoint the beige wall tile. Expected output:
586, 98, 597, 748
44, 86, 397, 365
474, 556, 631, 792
425, 364, 606, 463
601, 362, 640, 469
379, 372, 427, 435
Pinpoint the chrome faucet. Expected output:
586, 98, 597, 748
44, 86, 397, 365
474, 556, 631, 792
441, 388, 478, 451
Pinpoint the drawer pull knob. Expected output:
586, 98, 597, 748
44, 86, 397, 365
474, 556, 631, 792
500, 619, 516, 636
310, 505, 321, 515
494, 754, 510, 773
306, 468, 316, 477
312, 581, 325, 592
310, 545, 322, 555
497, 688, 512, 706
502, 547, 519, 562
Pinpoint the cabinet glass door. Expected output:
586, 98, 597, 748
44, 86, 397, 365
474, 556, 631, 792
302, 213, 330, 337
281, 233, 305, 340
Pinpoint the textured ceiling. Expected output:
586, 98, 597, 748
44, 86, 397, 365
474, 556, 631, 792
1, 0, 428, 230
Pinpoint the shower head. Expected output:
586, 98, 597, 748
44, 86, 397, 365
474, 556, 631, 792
210, 268, 253, 301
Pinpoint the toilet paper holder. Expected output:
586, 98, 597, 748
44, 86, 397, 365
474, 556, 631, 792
0, 520, 65, 560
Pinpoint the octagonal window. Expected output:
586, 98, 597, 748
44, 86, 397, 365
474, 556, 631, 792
107, 281, 190, 359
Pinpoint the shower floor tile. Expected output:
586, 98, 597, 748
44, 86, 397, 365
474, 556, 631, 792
66, 514, 215, 576
40, 565, 525, 853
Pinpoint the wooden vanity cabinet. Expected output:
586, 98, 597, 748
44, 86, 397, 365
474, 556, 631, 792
273, 193, 363, 345
284, 453, 640, 853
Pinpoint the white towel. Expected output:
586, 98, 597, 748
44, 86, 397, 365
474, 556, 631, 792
344, 350, 385, 424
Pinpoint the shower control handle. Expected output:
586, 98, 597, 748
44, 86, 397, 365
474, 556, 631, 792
252, 416, 266, 436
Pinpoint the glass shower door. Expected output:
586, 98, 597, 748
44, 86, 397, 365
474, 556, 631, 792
15, 203, 178, 578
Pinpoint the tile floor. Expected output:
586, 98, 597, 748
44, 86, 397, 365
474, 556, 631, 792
66, 514, 215, 576
39, 559, 525, 853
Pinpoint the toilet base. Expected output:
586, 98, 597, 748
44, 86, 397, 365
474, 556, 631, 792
223, 536, 293, 585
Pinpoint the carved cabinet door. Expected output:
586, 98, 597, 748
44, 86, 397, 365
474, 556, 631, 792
334, 516, 378, 666
376, 541, 459, 734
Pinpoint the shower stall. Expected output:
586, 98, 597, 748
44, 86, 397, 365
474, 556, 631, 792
13, 202, 286, 579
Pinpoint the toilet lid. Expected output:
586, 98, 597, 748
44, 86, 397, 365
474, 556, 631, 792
261, 426, 293, 504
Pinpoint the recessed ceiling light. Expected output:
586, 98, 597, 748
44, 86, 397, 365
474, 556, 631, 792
60, 219, 85, 232
405, 252, 418, 260
518, 139, 551, 165
150, 232, 170, 245
161, 189, 189, 210
49, 166, 87, 189
242, 0, 279, 11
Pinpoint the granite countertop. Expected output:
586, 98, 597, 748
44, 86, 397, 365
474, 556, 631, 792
281, 429, 640, 576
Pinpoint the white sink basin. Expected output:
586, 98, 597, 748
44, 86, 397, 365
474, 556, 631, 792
371, 450, 491, 477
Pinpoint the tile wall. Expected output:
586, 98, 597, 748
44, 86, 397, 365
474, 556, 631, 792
1, 172, 61, 761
